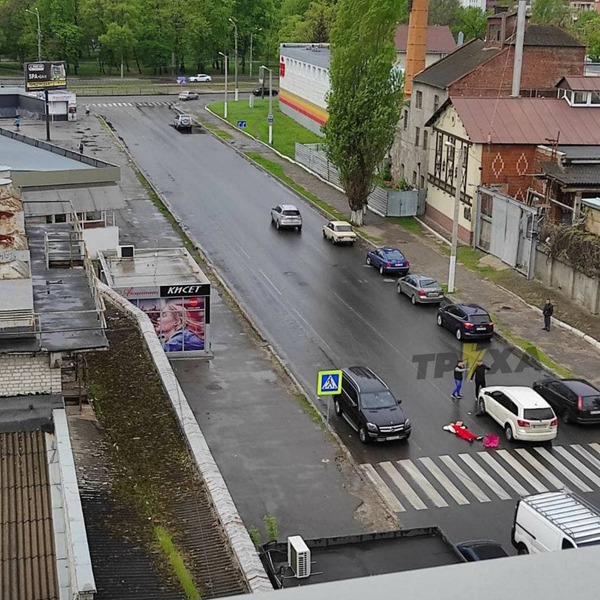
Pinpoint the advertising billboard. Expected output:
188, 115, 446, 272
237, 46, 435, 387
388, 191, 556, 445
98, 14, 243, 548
25, 61, 67, 91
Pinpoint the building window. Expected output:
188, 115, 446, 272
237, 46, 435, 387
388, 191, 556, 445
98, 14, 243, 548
400, 164, 405, 179
416, 91, 423, 109
420, 175, 425, 188
412, 171, 417, 185
423, 130, 428, 150
434, 95, 440, 112
415, 127, 420, 147
403, 109, 408, 130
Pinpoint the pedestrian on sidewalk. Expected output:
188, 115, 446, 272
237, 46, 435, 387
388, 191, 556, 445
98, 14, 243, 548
542, 299, 554, 331
451, 360, 467, 399
85, 105, 90, 116
14, 116, 20, 131
470, 360, 490, 398
79, 141, 84, 154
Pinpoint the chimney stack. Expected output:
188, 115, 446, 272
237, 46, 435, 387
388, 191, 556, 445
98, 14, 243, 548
404, 0, 429, 100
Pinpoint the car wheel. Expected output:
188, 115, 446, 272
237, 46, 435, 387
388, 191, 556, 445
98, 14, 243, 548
297, 226, 302, 232
358, 426, 369, 444
411, 294, 417, 305
322, 230, 327, 239
397, 284, 402, 295
334, 399, 342, 416
331, 237, 336, 245
477, 398, 486, 416
516, 543, 529, 555
271, 215, 275, 224
379, 266, 385, 275
350, 242, 355, 246
437, 314, 443, 326
276, 221, 280, 230
366, 256, 371, 265
505, 424, 514, 442
456, 328, 462, 341
562, 410, 574, 424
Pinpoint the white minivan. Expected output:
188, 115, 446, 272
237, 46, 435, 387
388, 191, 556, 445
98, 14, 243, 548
512, 491, 600, 554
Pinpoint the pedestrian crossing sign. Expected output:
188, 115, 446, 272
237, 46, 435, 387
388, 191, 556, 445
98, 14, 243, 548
317, 370, 342, 396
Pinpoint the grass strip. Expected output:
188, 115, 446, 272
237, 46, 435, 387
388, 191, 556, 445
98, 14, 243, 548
387, 216, 423, 235
155, 526, 201, 600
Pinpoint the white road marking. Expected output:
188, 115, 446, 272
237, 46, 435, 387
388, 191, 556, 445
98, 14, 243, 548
439, 455, 491, 503
259, 270, 282, 296
515, 448, 565, 490
459, 454, 511, 500
534, 447, 592, 492
419, 457, 469, 505
496, 450, 548, 493
380, 462, 427, 510
555, 446, 600, 488
399, 460, 448, 507
589, 442, 600, 458
360, 464, 405, 513
572, 444, 600, 472
478, 452, 530, 496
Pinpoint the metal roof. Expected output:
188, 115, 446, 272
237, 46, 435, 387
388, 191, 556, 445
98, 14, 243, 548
506, 24, 585, 48
557, 77, 600, 92
556, 145, 600, 161
23, 183, 126, 216
394, 25, 456, 54
280, 44, 331, 69
413, 39, 503, 90
540, 162, 600, 187
449, 97, 600, 144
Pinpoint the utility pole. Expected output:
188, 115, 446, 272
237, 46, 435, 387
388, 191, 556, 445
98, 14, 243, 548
249, 28, 262, 79
447, 143, 466, 294
26, 7, 41, 60
219, 52, 228, 119
229, 18, 238, 101
261, 65, 274, 145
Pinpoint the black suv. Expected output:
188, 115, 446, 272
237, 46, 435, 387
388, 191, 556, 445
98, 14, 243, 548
533, 378, 600, 424
253, 86, 279, 97
437, 302, 494, 341
334, 366, 411, 444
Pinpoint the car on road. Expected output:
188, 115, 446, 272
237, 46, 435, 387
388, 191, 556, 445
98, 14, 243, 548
189, 74, 212, 82
456, 540, 509, 562
397, 274, 444, 304
437, 302, 494, 341
365, 247, 410, 275
173, 113, 193, 131
178, 90, 199, 101
253, 86, 279, 97
270, 204, 302, 231
476, 386, 558, 442
532, 378, 600, 425
334, 366, 411, 444
322, 220, 357, 245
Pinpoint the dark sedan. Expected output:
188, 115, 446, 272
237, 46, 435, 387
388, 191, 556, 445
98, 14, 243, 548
253, 86, 279, 97
366, 247, 410, 275
533, 378, 600, 424
397, 274, 444, 305
437, 302, 494, 341
456, 540, 509, 562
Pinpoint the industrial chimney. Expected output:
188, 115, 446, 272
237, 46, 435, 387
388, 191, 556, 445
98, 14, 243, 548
404, 0, 429, 100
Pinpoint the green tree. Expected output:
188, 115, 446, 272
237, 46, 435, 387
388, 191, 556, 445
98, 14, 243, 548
571, 11, 600, 61
454, 7, 488, 40
429, 0, 461, 29
324, 0, 403, 225
279, 0, 337, 43
531, 0, 569, 26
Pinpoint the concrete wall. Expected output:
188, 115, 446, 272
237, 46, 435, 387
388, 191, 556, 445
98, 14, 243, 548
83, 226, 119, 259
535, 247, 600, 314
0, 353, 62, 396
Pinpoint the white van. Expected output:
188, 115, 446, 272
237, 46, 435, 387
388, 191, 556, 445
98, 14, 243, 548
512, 490, 600, 554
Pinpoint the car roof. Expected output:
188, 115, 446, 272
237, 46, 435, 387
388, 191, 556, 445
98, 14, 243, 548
455, 303, 489, 314
379, 247, 402, 252
410, 274, 438, 282
330, 220, 352, 226
342, 366, 388, 392
559, 379, 600, 395
485, 386, 551, 408
278, 204, 299, 211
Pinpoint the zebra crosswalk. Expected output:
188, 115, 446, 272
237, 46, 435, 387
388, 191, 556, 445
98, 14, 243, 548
361, 442, 600, 513
89, 101, 174, 108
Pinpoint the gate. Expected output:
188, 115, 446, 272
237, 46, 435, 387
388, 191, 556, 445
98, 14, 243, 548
475, 187, 539, 278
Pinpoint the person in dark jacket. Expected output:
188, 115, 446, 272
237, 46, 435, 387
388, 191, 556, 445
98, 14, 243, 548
452, 361, 467, 399
542, 299, 554, 331
470, 361, 491, 398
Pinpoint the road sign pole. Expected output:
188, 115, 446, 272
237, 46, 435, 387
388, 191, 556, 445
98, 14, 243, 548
268, 68, 273, 145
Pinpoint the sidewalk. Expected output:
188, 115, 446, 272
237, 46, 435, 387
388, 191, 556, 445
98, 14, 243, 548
196, 106, 600, 387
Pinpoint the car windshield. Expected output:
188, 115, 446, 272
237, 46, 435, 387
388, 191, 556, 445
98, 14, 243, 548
421, 279, 438, 288
336, 225, 352, 232
361, 390, 398, 409
283, 210, 300, 216
523, 408, 555, 421
582, 395, 600, 411
383, 250, 405, 260
470, 314, 491, 324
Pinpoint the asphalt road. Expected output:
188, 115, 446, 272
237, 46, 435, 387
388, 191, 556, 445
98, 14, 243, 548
99, 100, 600, 551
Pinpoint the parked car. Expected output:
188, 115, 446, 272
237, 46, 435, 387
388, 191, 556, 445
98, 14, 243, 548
189, 73, 212, 82
173, 113, 193, 131
253, 86, 278, 97
456, 540, 509, 562
366, 247, 410, 275
532, 378, 600, 424
397, 274, 444, 305
270, 204, 302, 231
178, 90, 199, 101
334, 366, 411, 444
322, 221, 357, 245
476, 386, 558, 442
437, 302, 494, 341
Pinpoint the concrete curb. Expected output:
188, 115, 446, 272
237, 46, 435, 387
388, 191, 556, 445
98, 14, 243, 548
99, 283, 273, 594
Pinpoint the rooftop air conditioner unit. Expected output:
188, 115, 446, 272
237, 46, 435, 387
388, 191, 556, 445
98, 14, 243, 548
118, 245, 135, 259
287, 536, 311, 579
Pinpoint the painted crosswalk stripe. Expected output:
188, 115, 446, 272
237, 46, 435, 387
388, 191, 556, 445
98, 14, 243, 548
515, 449, 565, 489
534, 447, 592, 492
380, 462, 427, 510
439, 455, 491, 503
459, 454, 511, 500
572, 444, 600, 472
399, 460, 448, 508
554, 446, 600, 487
496, 450, 548, 493
360, 464, 405, 513
419, 457, 469, 505
478, 452, 530, 496
590, 443, 600, 458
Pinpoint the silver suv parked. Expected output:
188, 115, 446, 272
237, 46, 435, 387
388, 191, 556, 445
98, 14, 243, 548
270, 204, 302, 231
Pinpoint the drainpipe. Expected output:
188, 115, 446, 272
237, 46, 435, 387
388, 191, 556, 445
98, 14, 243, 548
511, 0, 527, 97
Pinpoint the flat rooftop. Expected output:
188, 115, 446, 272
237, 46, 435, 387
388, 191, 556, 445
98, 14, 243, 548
280, 43, 331, 69
100, 247, 210, 289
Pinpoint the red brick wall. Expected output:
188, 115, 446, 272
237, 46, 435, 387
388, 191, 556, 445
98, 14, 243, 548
480, 144, 537, 200
450, 46, 585, 97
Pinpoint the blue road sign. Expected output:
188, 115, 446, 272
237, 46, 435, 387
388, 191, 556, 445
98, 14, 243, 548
236, 120, 247, 128
267, 114, 274, 124
317, 370, 342, 396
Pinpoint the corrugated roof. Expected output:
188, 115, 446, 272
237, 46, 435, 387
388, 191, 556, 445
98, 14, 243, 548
540, 161, 600, 186
507, 24, 585, 47
413, 39, 503, 89
0, 430, 59, 600
395, 25, 457, 54
450, 97, 600, 144
557, 145, 600, 160
559, 77, 600, 92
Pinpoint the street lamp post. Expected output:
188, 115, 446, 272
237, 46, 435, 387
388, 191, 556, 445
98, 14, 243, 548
445, 142, 466, 294
249, 28, 262, 79
261, 65, 273, 145
229, 17, 238, 101
26, 7, 41, 60
219, 52, 228, 119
